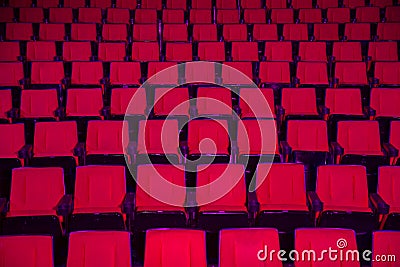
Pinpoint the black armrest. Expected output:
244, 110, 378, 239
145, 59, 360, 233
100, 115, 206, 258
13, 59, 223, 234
233, 105, 241, 116
363, 106, 376, 118
17, 55, 25, 62
31, 35, 38, 41
318, 105, 330, 117
322, 18, 328, 23
371, 77, 380, 87
90, 55, 98, 61
309, 35, 315, 41
139, 76, 147, 84
100, 77, 109, 85
280, 141, 292, 155
383, 143, 399, 158
226, 55, 233, 62
276, 105, 285, 117
53, 55, 63, 61
101, 106, 111, 118
7, 107, 19, 119
54, 106, 65, 119
363, 55, 372, 62
247, 191, 259, 213
259, 55, 266, 61
293, 55, 301, 62
127, 141, 137, 156
62, 77, 70, 86
124, 55, 131, 62
292, 77, 300, 87
369, 193, 389, 214
122, 192, 135, 214
330, 142, 344, 155
56, 194, 73, 216
341, 35, 348, 41
18, 144, 33, 159
189, 105, 197, 117
19, 78, 29, 86
0, 197, 7, 215
307, 191, 323, 212
328, 55, 336, 63
180, 140, 189, 157
73, 142, 86, 157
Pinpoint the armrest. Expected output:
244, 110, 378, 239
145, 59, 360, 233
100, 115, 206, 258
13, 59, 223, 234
54, 106, 65, 119
383, 143, 399, 158
101, 106, 111, 118
371, 77, 380, 87
276, 105, 285, 117
62, 77, 70, 86
54, 55, 63, 61
189, 105, 197, 117
318, 105, 330, 116
0, 197, 7, 215
180, 140, 189, 157
122, 192, 135, 214
369, 193, 389, 215
280, 141, 292, 155
293, 55, 301, 62
18, 144, 33, 159
233, 105, 241, 116
56, 194, 73, 216
330, 142, 344, 156
73, 142, 86, 157
17, 55, 25, 62
19, 78, 29, 86
306, 191, 323, 212
363, 55, 372, 62
226, 55, 233, 62
247, 191, 259, 213
363, 106, 376, 119
100, 77, 109, 85
292, 77, 300, 87
90, 55, 98, 61
6, 107, 19, 119
127, 141, 137, 156
328, 55, 336, 63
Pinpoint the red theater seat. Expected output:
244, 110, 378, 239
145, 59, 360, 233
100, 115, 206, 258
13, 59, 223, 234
0, 7, 14, 22
66, 88, 103, 118
325, 88, 363, 117
292, 0, 313, 8
368, 42, 398, 61
334, 62, 367, 85
231, 42, 259, 61
30, 62, 64, 85
377, 23, 400, 41
6, 23, 33, 41
26, 41, 56, 61
342, 0, 366, 7
356, 6, 380, 23
281, 88, 319, 117
98, 43, 126, 61
192, 24, 218, 41
116, 0, 137, 8
243, 8, 267, 24
166, 0, 187, 9
102, 24, 128, 41
91, 0, 111, 8
197, 42, 225, 61
106, 8, 130, 24
270, 8, 294, 24
259, 62, 291, 85
134, 9, 157, 23
0, 123, 24, 166
253, 24, 278, 41
153, 87, 190, 117
241, 0, 262, 8
264, 42, 292, 61
71, 23, 97, 41
0, 62, 24, 87
313, 23, 339, 41
190, 9, 212, 24
131, 42, 159, 61
295, 62, 329, 86
238, 88, 275, 119
371, 231, 400, 263
147, 62, 178, 84
141, 0, 162, 9
266, 0, 287, 8
283, 23, 308, 41
64, 0, 85, 8
109, 88, 146, 118
109, 62, 142, 86
298, 42, 327, 61
374, 62, 400, 86
49, 8, 73, 23
344, 23, 371, 41
217, 9, 240, 24
19, 7, 44, 23
19, 89, 58, 119
332, 42, 362, 61
298, 8, 322, 23
163, 24, 188, 42
166, 43, 192, 61
196, 87, 232, 116
0, 42, 20, 61
133, 24, 158, 41
223, 24, 248, 41
370, 0, 393, 7
221, 62, 253, 85
327, 7, 350, 23
216, 0, 236, 8
62, 42, 92, 61
67, 231, 131, 267
317, 0, 338, 8
162, 9, 185, 23
370, 88, 400, 118
78, 7, 102, 23
191, 0, 212, 8
0, 90, 12, 121
39, 23, 65, 41
71, 62, 103, 86
9, 0, 32, 6
377, 166, 400, 229
386, 6, 400, 22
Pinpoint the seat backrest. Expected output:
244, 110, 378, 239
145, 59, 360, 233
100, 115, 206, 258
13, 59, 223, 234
0, 235, 54, 267
0, 124, 25, 159
39, 23, 65, 41
190, 9, 212, 24
222, 61, 253, 84
386, 6, 400, 22
298, 8, 322, 23
287, 120, 328, 152
134, 8, 157, 23
372, 231, 400, 267
271, 8, 293, 24
107, 8, 131, 23
31, 62, 64, 85
10, 167, 64, 214
141, 0, 162, 9
281, 88, 317, 115
335, 62, 367, 85
153, 87, 190, 116
231, 41, 259, 61
223, 24, 248, 41
147, 62, 178, 84
296, 62, 328, 85
239, 88, 275, 118
116, 0, 137, 8
98, 42, 126, 61
166, 0, 187, 9
0, 62, 24, 86
192, 24, 218, 42
327, 7, 350, 23
26, 41, 56, 61
368, 41, 398, 61
0, 42, 20, 61
71, 23, 97, 41
132, 42, 159, 61
253, 24, 278, 41
66, 88, 103, 117
216, 0, 236, 8
220, 228, 282, 267
133, 24, 158, 41
266, 0, 287, 8
110, 88, 146, 116
197, 42, 225, 61
74, 166, 126, 210
241, 0, 262, 8
337, 120, 382, 155
389, 121, 400, 151
217, 9, 240, 24
313, 23, 339, 41
259, 62, 291, 84
378, 166, 400, 211
71, 62, 103, 85
325, 88, 363, 116
110, 62, 141, 85
298, 42, 327, 61
0, 7, 15, 22
370, 88, 400, 118
78, 7, 102, 23
342, 0, 366, 7
196, 87, 232, 116
356, 6, 380, 22
20, 89, 58, 119
377, 23, 400, 41
344, 23, 371, 41
192, 0, 212, 8
264, 41, 292, 61
374, 62, 400, 85
63, 41, 92, 61
163, 24, 188, 41
67, 231, 131, 267
102, 24, 128, 42
283, 23, 308, 41
166, 43, 192, 61
144, 229, 207, 267
86, 120, 128, 155
243, 8, 267, 24
292, 0, 313, 8
0, 90, 12, 120
333, 42, 362, 61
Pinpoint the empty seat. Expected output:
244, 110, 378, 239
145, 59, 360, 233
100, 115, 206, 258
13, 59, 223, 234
78, 7, 102, 23
188, 119, 230, 158
0, 7, 15, 22
166, 0, 186, 9
342, 0, 366, 7
295, 228, 358, 266
372, 231, 400, 263
377, 23, 400, 41
62, 41, 92, 61
0, 90, 12, 122
266, 0, 287, 8
191, 0, 212, 8
102, 24, 128, 41
166, 43, 192, 61
241, 0, 262, 8
316, 165, 378, 232
281, 88, 319, 117
377, 166, 400, 229
231, 42, 259, 61
356, 6, 380, 22
141, 0, 162, 9
196, 164, 248, 230
66, 88, 103, 118
49, 7, 73, 23
295, 62, 329, 85
313, 23, 339, 41
9, 0, 32, 6
332, 42, 362, 61
30, 62, 64, 85
71, 62, 103, 85
270, 8, 294, 24
0, 62, 24, 87
344, 23, 371, 41
64, 0, 85, 7
255, 164, 313, 231
283, 24, 308, 41
0, 42, 20, 61
374, 62, 400, 86
66, 231, 131, 267
298, 42, 327, 61
136, 119, 180, 164
386, 6, 400, 22
144, 229, 207, 267
192, 24, 218, 41
134, 9, 157, 23
370, 88, 400, 118
253, 24, 278, 41
153, 87, 190, 117
298, 8, 322, 23
243, 9, 266, 24
91, 0, 111, 7
196, 87, 232, 116
70, 166, 130, 231
162, 9, 184, 23
2, 167, 67, 236
19, 7, 44, 23
317, 0, 338, 8
132, 42, 159, 61
368, 41, 398, 61
6, 23, 33, 41
0, 235, 54, 267
370, 0, 393, 7
116, 0, 137, 8
71, 23, 97, 41
98, 43, 126, 61
221, 61, 253, 85
223, 24, 248, 41
110, 88, 146, 118
217, 9, 240, 24
216, 0, 237, 8
134, 164, 187, 230
239, 88, 275, 119
259, 62, 291, 85
325, 88, 364, 118
197, 42, 225, 61
38, 23, 65, 41
327, 7, 350, 23
106, 8, 130, 23
292, 0, 313, 8
334, 62, 367, 85
26, 41, 56, 61
264, 42, 292, 61
110, 62, 142, 86
185, 61, 216, 82
133, 24, 158, 41
163, 24, 188, 41
190, 9, 212, 24
219, 228, 281, 267
20, 89, 58, 119
147, 61, 178, 84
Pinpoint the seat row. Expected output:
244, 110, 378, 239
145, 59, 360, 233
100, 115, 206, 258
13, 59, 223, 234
1, 164, 400, 235
2, 6, 400, 24
2, 0, 398, 8
1, 229, 398, 267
